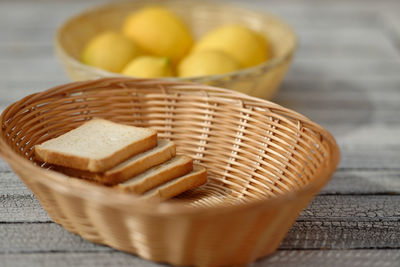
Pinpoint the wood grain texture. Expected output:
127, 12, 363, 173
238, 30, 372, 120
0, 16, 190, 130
2, 168, 400, 197
1, 0, 400, 265
2, 194, 400, 248
1, 250, 399, 267
258, 250, 400, 267
323, 170, 400, 194
300, 195, 400, 220
1, 216, 399, 253
1, 194, 396, 222
0, 159, 11, 172
0, 224, 111, 253
0, 172, 31, 196
38, 193, 400, 221
1, 252, 156, 267
0, 195, 49, 222
282, 221, 400, 249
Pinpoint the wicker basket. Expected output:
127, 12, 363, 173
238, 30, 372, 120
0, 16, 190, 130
0, 78, 339, 266
55, 0, 296, 99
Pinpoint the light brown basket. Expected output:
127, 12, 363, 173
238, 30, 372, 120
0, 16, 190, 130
0, 78, 339, 266
55, 0, 296, 99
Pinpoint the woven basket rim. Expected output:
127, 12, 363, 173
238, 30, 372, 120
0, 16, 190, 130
0, 78, 339, 216
54, 0, 297, 83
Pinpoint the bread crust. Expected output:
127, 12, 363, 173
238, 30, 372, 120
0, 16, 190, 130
117, 155, 193, 194
143, 166, 207, 201
52, 140, 176, 185
34, 119, 157, 172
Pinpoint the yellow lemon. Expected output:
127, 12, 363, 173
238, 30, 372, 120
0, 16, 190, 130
193, 25, 269, 68
178, 50, 240, 78
122, 56, 173, 78
122, 6, 193, 64
81, 31, 140, 73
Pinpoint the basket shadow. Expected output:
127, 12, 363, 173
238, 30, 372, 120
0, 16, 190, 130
273, 78, 374, 139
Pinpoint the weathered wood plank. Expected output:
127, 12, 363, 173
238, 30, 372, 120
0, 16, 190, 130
336, 127, 400, 147
276, 79, 400, 130
282, 220, 400, 249
284, 102, 400, 128
0, 159, 11, 173
2, 30, 395, 62
0, 223, 111, 253
9, 103, 397, 133
2, 86, 400, 143
278, 79, 400, 103
0, 1, 386, 31
1, 201, 399, 252
0, 195, 49, 222
2, 75, 398, 123
0, 81, 68, 106
297, 44, 398, 60
0, 59, 66, 80
2, 58, 400, 81
0, 80, 67, 92
322, 170, 400, 194
0, 2, 97, 36
1, 74, 400, 128
1, 250, 399, 267
287, 60, 400, 81
338, 146, 400, 169
1, 147, 400, 198
0, 44, 53, 60
1, 81, 399, 128
0, 252, 165, 267
1, 194, 399, 223
2, 58, 400, 87
258, 250, 400, 267
1, 0, 399, 265
0, 29, 54, 45
298, 109, 400, 131
2, 75, 400, 106
1, 40, 394, 62
296, 30, 398, 59
300, 195, 400, 220
0, 172, 32, 196
2, 26, 395, 55
2, 168, 400, 197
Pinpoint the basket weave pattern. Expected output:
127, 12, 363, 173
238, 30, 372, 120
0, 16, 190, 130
55, 0, 296, 99
0, 78, 339, 266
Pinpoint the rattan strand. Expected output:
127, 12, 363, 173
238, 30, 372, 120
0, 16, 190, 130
0, 78, 339, 266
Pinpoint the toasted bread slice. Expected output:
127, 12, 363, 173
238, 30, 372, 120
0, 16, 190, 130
117, 155, 193, 194
35, 119, 157, 172
54, 139, 176, 185
142, 166, 207, 201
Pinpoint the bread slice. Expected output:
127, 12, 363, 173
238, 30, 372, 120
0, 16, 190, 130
54, 139, 176, 185
142, 166, 207, 201
116, 155, 193, 194
35, 119, 157, 172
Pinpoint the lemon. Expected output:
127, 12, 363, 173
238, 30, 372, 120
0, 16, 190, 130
81, 31, 141, 73
122, 56, 173, 78
178, 50, 240, 78
122, 6, 193, 64
193, 25, 269, 68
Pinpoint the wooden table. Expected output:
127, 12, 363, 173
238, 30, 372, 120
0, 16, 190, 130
1, 0, 400, 266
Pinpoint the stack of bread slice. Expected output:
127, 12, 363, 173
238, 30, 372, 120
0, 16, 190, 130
34, 119, 207, 201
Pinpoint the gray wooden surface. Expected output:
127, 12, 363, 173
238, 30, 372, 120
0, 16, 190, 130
1, 0, 400, 266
